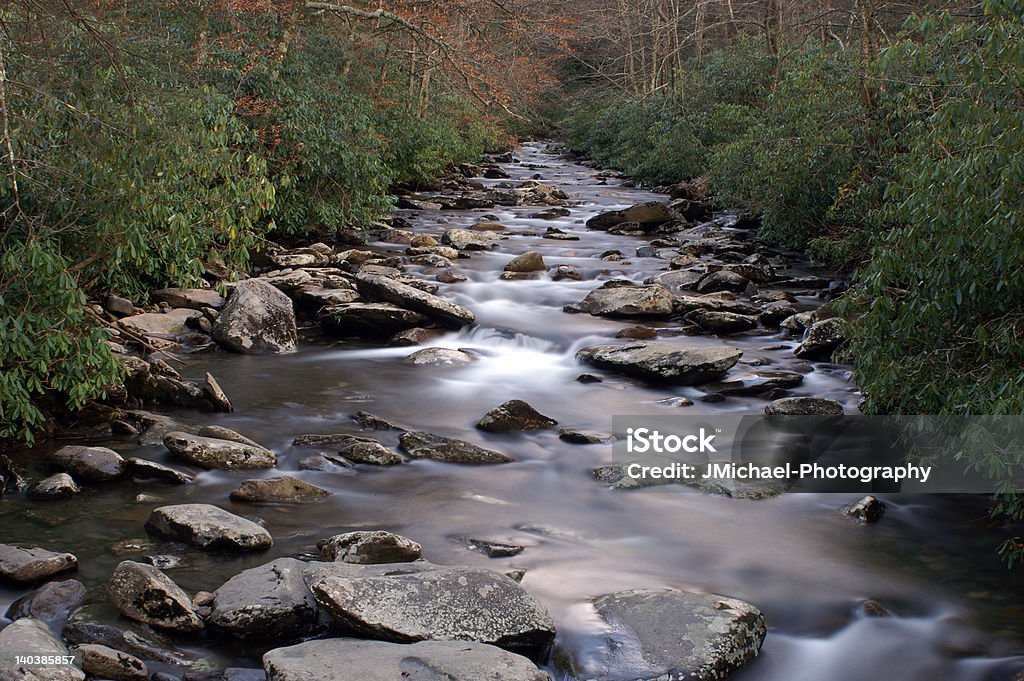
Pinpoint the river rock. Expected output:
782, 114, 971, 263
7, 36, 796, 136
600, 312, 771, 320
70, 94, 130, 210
305, 562, 556, 656
105, 293, 135, 317
74, 643, 148, 681
399, 431, 513, 464
452, 536, 524, 558
337, 439, 403, 466
319, 302, 429, 337
685, 309, 760, 333
760, 301, 799, 326
27, 473, 80, 500
558, 429, 614, 445
407, 347, 474, 366
229, 477, 332, 504
355, 274, 475, 328
696, 270, 751, 294
476, 400, 557, 433
50, 445, 125, 482
210, 558, 319, 640
675, 294, 760, 316
319, 531, 422, 564
152, 288, 225, 311
107, 561, 203, 633
263, 639, 550, 681
843, 495, 886, 523
125, 458, 193, 484
213, 279, 297, 354
577, 342, 742, 385
441, 228, 500, 250
0, 544, 78, 583
145, 504, 273, 552
587, 202, 678, 231
765, 396, 844, 416
505, 252, 546, 273
645, 270, 704, 295
562, 589, 766, 681
163, 431, 277, 470
62, 605, 193, 666
119, 309, 202, 339
351, 411, 407, 431
0, 618, 85, 680
577, 281, 676, 317
6, 579, 87, 632
794, 317, 847, 361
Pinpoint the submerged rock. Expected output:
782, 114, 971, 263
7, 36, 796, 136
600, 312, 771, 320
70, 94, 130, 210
399, 431, 513, 464
0, 544, 78, 583
407, 347, 475, 366
319, 531, 422, 564
263, 639, 550, 681
577, 342, 742, 385
561, 589, 766, 681
107, 561, 203, 633
210, 558, 319, 640
213, 279, 297, 354
163, 431, 277, 470
305, 562, 556, 657
504, 252, 546, 273
476, 400, 557, 433
146, 504, 273, 552
337, 439, 403, 466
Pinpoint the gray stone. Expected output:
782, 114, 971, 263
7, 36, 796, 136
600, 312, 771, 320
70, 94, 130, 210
351, 411, 407, 431
50, 445, 125, 482
685, 310, 760, 334
152, 288, 225, 310
210, 558, 319, 640
399, 432, 513, 464
765, 397, 844, 416
407, 348, 474, 366
229, 477, 332, 504
263, 638, 550, 681
563, 589, 765, 681
213, 279, 297, 354
5, 579, 86, 632
577, 342, 742, 385
163, 431, 277, 470
319, 531, 422, 564
795, 317, 847, 361
73, 643, 148, 681
558, 429, 613, 445
452, 537, 524, 558
0, 545, 78, 583
125, 458, 193, 485
107, 561, 203, 633
305, 562, 556, 657
675, 294, 760, 316
504, 252, 546, 273
196, 425, 262, 448
319, 303, 429, 338
119, 309, 202, 338
105, 294, 135, 317
0, 618, 84, 680
587, 202, 678, 231
842, 495, 886, 523
293, 285, 361, 310
577, 281, 675, 317
441, 229, 500, 251
696, 270, 751, 294
27, 474, 79, 500
355, 274, 475, 328
146, 504, 273, 552
645, 270, 704, 295
476, 400, 557, 433
337, 439, 403, 466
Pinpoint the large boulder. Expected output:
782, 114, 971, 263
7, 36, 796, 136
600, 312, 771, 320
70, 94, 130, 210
213, 279, 297, 354
145, 504, 273, 552
476, 400, 557, 433
577, 342, 742, 385
355, 274, 475, 328
586, 202, 679, 231
560, 589, 765, 681
107, 561, 203, 633
794, 318, 846, 361
319, 531, 422, 564
305, 562, 556, 657
0, 544, 78, 583
399, 431, 513, 464
319, 303, 429, 338
163, 431, 277, 470
50, 445, 125, 482
576, 281, 676, 317
263, 639, 550, 681
0, 618, 85, 681
210, 558, 319, 640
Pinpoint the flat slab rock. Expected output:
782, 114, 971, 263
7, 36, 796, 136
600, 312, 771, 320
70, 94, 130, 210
263, 638, 550, 681
577, 342, 742, 385
304, 561, 556, 658
0, 544, 78, 583
229, 476, 332, 504
145, 504, 273, 552
354, 273, 475, 328
211, 558, 319, 640
163, 431, 277, 470
562, 589, 766, 681
399, 431, 513, 464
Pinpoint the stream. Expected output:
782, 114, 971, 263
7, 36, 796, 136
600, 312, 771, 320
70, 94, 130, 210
3, 141, 1024, 680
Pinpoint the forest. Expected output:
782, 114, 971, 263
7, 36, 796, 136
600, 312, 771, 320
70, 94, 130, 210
1, 1, 1024, 679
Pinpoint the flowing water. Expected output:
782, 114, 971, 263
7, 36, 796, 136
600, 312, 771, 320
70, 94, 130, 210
3, 142, 1024, 679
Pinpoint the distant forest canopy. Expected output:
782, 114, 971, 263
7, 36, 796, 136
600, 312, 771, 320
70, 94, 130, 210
3, 2, 1024, 547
